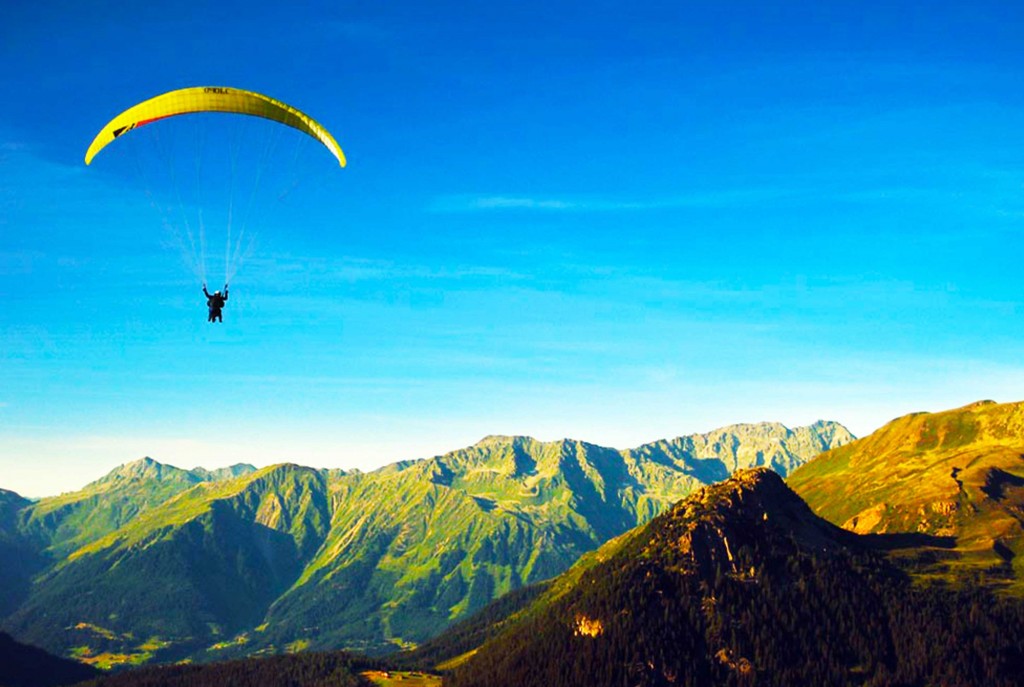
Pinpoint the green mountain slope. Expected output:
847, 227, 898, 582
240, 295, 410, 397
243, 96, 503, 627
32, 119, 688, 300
1, 422, 850, 662
787, 399, 1024, 591
395, 526, 645, 672
255, 439, 635, 655
18, 457, 256, 558
443, 469, 1024, 687
4, 464, 328, 664
248, 425, 851, 655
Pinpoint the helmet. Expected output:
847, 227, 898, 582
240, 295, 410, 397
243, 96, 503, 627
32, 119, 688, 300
214, 291, 221, 297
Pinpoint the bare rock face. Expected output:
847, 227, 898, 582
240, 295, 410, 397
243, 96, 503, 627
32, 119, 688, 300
627, 421, 855, 486
646, 468, 853, 582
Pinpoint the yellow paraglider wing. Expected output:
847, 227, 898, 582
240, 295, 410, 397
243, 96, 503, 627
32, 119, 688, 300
84, 86, 346, 167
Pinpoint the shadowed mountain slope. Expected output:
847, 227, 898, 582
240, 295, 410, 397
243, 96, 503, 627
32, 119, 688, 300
0, 489, 43, 617
0, 631, 99, 687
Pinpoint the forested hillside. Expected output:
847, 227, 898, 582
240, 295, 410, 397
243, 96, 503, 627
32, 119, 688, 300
445, 469, 1024, 687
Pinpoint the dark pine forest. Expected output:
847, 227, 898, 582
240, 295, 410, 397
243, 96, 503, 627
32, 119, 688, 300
445, 471, 1024, 687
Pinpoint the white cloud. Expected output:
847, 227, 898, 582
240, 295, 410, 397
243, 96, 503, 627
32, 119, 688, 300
428, 189, 793, 213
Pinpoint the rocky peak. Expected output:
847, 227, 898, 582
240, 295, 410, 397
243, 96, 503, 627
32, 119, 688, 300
806, 419, 856, 446
189, 464, 258, 482
673, 468, 806, 519
94, 457, 192, 485
648, 468, 849, 579
91, 459, 261, 489
474, 435, 538, 449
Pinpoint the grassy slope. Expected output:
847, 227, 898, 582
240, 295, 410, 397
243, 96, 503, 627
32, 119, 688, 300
253, 426, 848, 655
788, 399, 1024, 592
235, 440, 648, 656
19, 459, 256, 558
362, 670, 442, 687
4, 464, 331, 662
69, 651, 374, 687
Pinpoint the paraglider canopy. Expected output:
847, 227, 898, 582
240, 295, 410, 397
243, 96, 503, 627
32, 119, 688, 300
83, 85, 346, 290
84, 86, 345, 167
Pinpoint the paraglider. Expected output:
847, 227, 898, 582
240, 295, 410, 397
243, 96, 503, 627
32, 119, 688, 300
203, 283, 229, 323
84, 86, 345, 321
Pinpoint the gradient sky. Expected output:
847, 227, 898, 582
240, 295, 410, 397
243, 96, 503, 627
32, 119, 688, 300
3, 1, 1024, 497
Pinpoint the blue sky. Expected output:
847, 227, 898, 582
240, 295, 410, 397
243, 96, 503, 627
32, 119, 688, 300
3, 1, 1024, 496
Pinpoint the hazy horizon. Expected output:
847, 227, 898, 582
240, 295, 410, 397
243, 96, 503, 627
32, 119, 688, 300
3, 397, 1013, 498
9, 411, 856, 497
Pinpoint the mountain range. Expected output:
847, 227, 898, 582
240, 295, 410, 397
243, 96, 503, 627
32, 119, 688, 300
6, 398, 1024, 686
398, 399, 1024, 686
0, 421, 851, 665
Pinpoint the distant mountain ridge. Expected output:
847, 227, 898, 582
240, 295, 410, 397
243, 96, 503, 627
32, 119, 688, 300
91, 456, 257, 486
17, 458, 257, 560
0, 421, 852, 663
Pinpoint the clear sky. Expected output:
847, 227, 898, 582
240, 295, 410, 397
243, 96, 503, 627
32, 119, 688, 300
3, 1, 1024, 497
